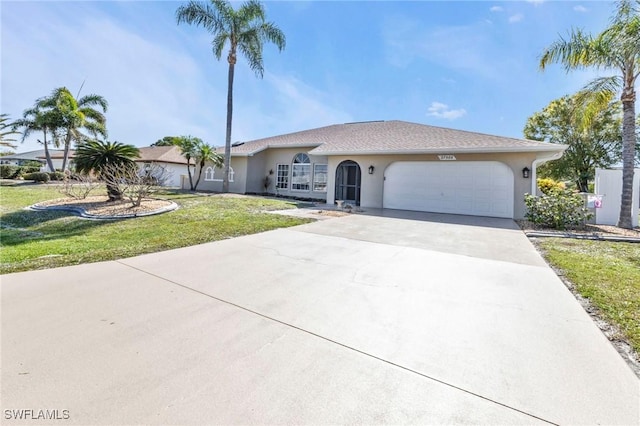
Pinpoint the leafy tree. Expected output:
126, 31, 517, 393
173, 135, 200, 190
38, 87, 108, 171
74, 140, 140, 201
176, 0, 285, 193
0, 114, 19, 149
152, 136, 182, 146
524, 94, 622, 192
12, 102, 64, 172
193, 142, 223, 190
539, 0, 640, 228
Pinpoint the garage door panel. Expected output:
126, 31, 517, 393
383, 161, 514, 218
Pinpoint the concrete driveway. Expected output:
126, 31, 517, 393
2, 211, 638, 425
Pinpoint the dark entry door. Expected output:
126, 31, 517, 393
335, 160, 361, 206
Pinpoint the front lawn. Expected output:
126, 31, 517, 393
0, 183, 311, 274
538, 238, 640, 355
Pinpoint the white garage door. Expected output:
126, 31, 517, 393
383, 161, 514, 218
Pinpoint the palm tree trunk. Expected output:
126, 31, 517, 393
61, 130, 72, 171
194, 160, 205, 191
223, 61, 235, 194
186, 156, 194, 190
42, 128, 55, 172
617, 93, 636, 229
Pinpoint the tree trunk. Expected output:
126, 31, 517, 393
617, 89, 636, 229
61, 130, 72, 171
106, 183, 122, 202
186, 156, 194, 191
223, 61, 235, 194
193, 160, 205, 191
42, 128, 55, 172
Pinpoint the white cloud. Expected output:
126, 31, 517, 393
426, 102, 467, 120
508, 13, 524, 23
526, 0, 544, 5
490, 6, 503, 12
573, 5, 588, 13
382, 17, 497, 78
231, 73, 353, 142
2, 2, 224, 150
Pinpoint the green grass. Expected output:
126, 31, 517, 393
538, 238, 640, 354
0, 183, 311, 274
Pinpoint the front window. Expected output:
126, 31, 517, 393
204, 167, 215, 181
313, 164, 327, 192
276, 164, 289, 189
206, 166, 234, 182
291, 153, 311, 191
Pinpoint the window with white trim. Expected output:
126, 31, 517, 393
204, 167, 215, 181
313, 164, 328, 192
276, 164, 289, 189
205, 166, 234, 182
291, 153, 311, 191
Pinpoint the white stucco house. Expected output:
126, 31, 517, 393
43, 146, 189, 187
190, 120, 567, 220
135, 146, 189, 188
1, 149, 64, 170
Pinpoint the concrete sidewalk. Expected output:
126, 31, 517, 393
2, 212, 638, 424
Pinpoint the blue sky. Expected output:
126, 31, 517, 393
1, 0, 615, 153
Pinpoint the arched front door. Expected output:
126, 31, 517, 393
335, 160, 361, 206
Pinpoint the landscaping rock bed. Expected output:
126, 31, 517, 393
32, 196, 178, 219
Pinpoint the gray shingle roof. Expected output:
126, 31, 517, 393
136, 146, 188, 165
227, 120, 566, 156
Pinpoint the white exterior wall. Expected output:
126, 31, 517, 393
326, 152, 541, 219
595, 168, 640, 227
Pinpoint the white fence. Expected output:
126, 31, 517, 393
594, 168, 639, 227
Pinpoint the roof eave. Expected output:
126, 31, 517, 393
309, 145, 568, 156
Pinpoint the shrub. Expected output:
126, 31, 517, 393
537, 178, 566, 195
59, 173, 99, 199
23, 172, 50, 183
524, 190, 593, 230
0, 165, 20, 179
48, 171, 66, 181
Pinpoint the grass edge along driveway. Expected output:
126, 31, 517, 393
537, 237, 640, 358
0, 184, 311, 274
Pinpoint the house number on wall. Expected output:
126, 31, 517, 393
438, 155, 457, 161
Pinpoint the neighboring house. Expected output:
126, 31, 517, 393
46, 146, 189, 187
192, 120, 567, 219
135, 146, 189, 188
1, 149, 63, 169
38, 150, 73, 171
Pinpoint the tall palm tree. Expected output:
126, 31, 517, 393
0, 114, 19, 149
12, 103, 64, 172
193, 142, 223, 190
176, 0, 285, 193
39, 87, 108, 171
540, 0, 640, 229
173, 135, 201, 190
74, 140, 139, 201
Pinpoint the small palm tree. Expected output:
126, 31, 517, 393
0, 114, 19, 149
12, 103, 64, 172
39, 87, 108, 170
176, 0, 285, 193
539, 0, 639, 228
193, 142, 223, 190
173, 135, 201, 190
74, 140, 139, 201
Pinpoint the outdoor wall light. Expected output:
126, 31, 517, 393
368, 165, 375, 175
522, 167, 530, 179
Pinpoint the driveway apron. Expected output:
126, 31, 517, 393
2, 211, 638, 425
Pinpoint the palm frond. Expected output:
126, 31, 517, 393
78, 94, 108, 112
